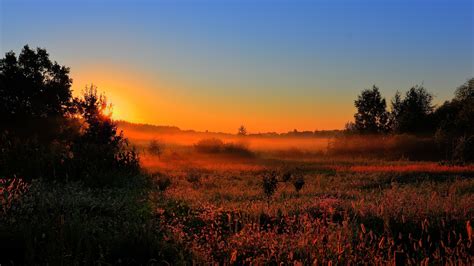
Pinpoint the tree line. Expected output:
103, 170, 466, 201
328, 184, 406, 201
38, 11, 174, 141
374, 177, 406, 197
0, 45, 139, 186
349, 79, 474, 162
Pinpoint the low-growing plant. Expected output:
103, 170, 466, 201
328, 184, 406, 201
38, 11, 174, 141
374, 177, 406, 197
148, 139, 163, 158
262, 171, 278, 200
156, 176, 172, 192
186, 170, 201, 184
0, 178, 191, 264
292, 175, 305, 193
280, 171, 292, 182
194, 138, 225, 153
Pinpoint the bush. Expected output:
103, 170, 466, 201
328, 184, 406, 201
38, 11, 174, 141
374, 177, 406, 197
327, 134, 439, 160
65, 86, 140, 187
222, 142, 254, 157
155, 175, 171, 192
194, 138, 254, 157
280, 171, 292, 182
194, 138, 224, 153
186, 170, 201, 184
453, 135, 474, 163
262, 171, 278, 199
292, 175, 305, 193
148, 139, 163, 157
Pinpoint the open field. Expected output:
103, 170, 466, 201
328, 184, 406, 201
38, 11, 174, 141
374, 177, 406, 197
141, 150, 474, 264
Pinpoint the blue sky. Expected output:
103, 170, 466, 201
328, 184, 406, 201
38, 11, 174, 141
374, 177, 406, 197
1, 0, 473, 132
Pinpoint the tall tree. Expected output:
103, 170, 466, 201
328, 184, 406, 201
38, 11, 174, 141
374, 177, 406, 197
434, 78, 474, 161
353, 85, 389, 134
0, 45, 73, 120
0, 45, 73, 140
391, 85, 434, 134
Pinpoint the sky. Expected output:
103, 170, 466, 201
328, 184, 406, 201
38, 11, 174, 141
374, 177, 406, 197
1, 0, 473, 133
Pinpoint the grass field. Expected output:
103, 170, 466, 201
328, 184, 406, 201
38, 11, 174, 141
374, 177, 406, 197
143, 151, 474, 264
2, 139, 473, 264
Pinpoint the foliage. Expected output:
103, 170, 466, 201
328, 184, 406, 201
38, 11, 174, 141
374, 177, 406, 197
345, 78, 473, 162
327, 134, 439, 160
69, 85, 140, 186
0, 46, 139, 186
148, 139, 163, 157
152, 162, 474, 264
391, 85, 434, 134
434, 78, 474, 162
194, 138, 254, 157
262, 171, 278, 199
292, 175, 305, 193
453, 135, 474, 163
353, 86, 390, 134
195, 138, 225, 153
237, 125, 247, 136
0, 177, 191, 265
455, 77, 474, 101
0, 45, 73, 128
155, 175, 172, 192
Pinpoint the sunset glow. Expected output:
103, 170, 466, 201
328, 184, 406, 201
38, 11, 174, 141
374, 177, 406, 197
2, 0, 472, 133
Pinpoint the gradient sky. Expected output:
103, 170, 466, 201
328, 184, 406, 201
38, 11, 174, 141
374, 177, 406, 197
1, 0, 473, 133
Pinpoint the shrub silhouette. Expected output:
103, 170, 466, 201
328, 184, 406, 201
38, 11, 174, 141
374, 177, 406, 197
237, 125, 247, 136
194, 138, 224, 153
155, 175, 172, 192
194, 138, 254, 157
70, 86, 139, 186
292, 175, 305, 193
262, 171, 278, 199
280, 171, 292, 182
148, 139, 163, 157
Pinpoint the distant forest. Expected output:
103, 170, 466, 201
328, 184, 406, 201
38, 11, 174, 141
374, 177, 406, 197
117, 120, 341, 138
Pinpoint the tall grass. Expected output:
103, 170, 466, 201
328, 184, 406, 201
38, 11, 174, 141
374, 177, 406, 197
0, 176, 191, 264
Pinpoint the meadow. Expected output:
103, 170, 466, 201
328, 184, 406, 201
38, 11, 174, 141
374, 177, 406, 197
136, 136, 474, 264
1, 45, 473, 264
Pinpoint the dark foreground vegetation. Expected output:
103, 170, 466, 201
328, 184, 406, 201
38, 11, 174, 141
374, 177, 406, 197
0, 45, 191, 264
1, 45, 473, 264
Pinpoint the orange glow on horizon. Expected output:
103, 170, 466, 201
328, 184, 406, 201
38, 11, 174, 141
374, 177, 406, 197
71, 64, 351, 133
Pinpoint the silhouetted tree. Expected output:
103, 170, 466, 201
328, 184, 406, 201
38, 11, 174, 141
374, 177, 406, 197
353, 86, 389, 134
455, 78, 474, 101
0, 45, 74, 140
390, 85, 434, 134
0, 45, 77, 180
262, 171, 278, 203
0, 45, 139, 184
238, 125, 247, 136
434, 78, 474, 162
71, 85, 139, 185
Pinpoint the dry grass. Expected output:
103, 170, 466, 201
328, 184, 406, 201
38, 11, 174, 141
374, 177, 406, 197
145, 155, 474, 264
